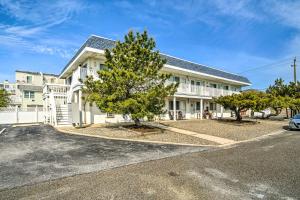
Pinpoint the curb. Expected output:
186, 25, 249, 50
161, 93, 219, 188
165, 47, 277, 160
55, 127, 216, 148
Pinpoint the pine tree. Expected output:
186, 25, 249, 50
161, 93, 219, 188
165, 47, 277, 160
214, 91, 268, 121
84, 30, 178, 125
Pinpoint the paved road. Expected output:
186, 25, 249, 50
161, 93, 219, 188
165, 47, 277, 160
0, 125, 207, 190
1, 129, 299, 200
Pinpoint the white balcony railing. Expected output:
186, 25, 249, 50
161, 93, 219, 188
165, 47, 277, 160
10, 95, 22, 104
43, 84, 70, 96
166, 80, 239, 97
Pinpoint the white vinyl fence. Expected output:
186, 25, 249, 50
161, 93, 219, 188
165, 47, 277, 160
0, 106, 44, 124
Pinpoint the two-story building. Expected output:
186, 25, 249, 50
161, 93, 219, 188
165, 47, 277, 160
13, 70, 64, 108
43, 35, 251, 126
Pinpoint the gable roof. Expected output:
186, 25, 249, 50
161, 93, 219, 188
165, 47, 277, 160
61, 35, 251, 84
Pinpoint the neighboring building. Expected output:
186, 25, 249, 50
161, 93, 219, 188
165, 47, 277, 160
13, 70, 64, 108
43, 35, 251, 126
0, 80, 19, 107
0, 80, 16, 93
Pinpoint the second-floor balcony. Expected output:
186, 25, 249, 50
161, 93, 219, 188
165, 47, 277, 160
43, 83, 70, 96
166, 80, 239, 97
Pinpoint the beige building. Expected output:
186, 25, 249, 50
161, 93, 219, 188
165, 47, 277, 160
12, 70, 64, 108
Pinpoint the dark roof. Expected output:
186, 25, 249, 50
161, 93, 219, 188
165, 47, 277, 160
61, 35, 251, 84
16, 70, 59, 77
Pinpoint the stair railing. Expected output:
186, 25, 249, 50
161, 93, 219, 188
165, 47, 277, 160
49, 92, 57, 126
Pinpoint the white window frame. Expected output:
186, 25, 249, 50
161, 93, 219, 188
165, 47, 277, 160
24, 91, 35, 99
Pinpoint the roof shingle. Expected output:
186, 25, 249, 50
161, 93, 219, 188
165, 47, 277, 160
61, 35, 251, 84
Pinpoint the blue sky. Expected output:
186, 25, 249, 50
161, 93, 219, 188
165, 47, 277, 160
0, 0, 299, 89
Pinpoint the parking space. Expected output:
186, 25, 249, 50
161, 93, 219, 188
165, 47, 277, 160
0, 125, 206, 189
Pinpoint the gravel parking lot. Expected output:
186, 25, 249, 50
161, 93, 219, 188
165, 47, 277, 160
0, 125, 207, 189
161, 119, 287, 141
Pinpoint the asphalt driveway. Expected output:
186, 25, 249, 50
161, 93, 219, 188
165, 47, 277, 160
0, 124, 206, 189
2, 129, 298, 200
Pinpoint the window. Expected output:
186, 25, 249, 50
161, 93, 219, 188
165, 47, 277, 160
210, 83, 217, 88
209, 103, 216, 111
66, 76, 72, 85
174, 76, 180, 83
24, 91, 35, 99
4, 85, 9, 88
191, 80, 195, 92
99, 64, 107, 70
169, 101, 180, 110
224, 85, 229, 90
50, 78, 55, 83
196, 102, 201, 110
232, 87, 239, 91
26, 76, 32, 84
107, 113, 115, 118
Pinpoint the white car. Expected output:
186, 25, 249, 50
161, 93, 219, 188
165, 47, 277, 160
289, 114, 300, 130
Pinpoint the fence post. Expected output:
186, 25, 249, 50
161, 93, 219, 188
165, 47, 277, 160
15, 105, 19, 123
36, 105, 38, 122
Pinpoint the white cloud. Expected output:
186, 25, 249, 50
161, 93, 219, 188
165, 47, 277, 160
264, 0, 300, 30
212, 0, 261, 20
0, 35, 74, 58
0, 0, 85, 58
0, 0, 83, 25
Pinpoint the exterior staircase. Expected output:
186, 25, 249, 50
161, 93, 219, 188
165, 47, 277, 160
56, 104, 71, 125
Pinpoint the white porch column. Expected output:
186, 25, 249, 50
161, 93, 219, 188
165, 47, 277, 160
173, 96, 176, 121
45, 97, 48, 123
220, 105, 224, 118
200, 99, 203, 120
185, 98, 190, 119
78, 90, 82, 127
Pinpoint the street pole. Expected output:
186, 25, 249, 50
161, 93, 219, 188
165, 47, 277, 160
291, 57, 297, 84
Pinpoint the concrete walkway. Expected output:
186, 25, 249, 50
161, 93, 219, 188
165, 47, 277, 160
145, 122, 235, 145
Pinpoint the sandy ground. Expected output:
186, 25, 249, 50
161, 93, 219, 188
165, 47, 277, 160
160, 119, 287, 141
61, 125, 217, 145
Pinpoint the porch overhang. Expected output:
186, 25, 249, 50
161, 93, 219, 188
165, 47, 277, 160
173, 93, 212, 99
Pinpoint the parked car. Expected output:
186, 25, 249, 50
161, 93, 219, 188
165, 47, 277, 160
289, 114, 300, 130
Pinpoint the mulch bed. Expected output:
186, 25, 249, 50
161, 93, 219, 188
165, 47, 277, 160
214, 118, 259, 126
122, 124, 164, 135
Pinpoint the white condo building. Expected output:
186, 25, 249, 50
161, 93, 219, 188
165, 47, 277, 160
42, 35, 251, 126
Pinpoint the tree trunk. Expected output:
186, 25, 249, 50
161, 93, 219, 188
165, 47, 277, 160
133, 118, 141, 126
235, 110, 242, 121
275, 108, 281, 116
286, 108, 289, 118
